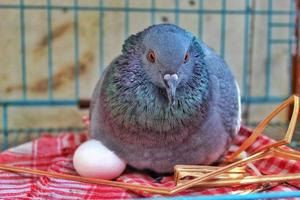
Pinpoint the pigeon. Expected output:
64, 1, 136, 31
90, 24, 241, 173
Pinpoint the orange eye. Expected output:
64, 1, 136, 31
147, 50, 156, 63
184, 53, 189, 63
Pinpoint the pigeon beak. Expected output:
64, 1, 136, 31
163, 74, 179, 105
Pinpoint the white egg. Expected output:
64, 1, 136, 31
73, 139, 126, 180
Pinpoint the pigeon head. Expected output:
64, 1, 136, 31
122, 24, 196, 105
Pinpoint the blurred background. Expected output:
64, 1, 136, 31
0, 0, 299, 150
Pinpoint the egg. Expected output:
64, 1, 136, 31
73, 140, 126, 180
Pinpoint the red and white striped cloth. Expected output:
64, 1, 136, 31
0, 126, 300, 199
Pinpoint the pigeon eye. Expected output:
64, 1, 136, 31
184, 53, 189, 63
147, 50, 156, 63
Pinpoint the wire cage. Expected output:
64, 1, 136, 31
0, 0, 298, 150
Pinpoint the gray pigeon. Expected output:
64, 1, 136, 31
90, 24, 241, 173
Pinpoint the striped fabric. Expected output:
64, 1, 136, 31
0, 126, 299, 199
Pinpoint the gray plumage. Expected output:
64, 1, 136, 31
90, 24, 241, 173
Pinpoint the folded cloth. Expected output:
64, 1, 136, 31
0, 126, 300, 199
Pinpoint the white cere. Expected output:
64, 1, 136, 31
171, 74, 178, 81
164, 74, 171, 80
164, 74, 178, 81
